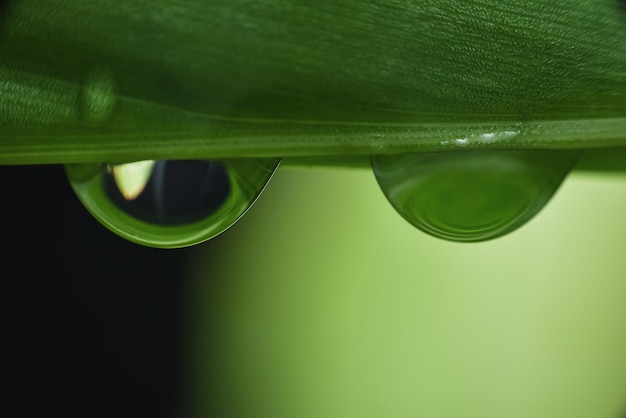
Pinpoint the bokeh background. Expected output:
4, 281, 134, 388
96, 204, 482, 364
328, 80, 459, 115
2, 163, 626, 418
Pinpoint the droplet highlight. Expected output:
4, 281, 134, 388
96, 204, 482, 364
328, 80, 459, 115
66, 158, 280, 248
372, 150, 578, 242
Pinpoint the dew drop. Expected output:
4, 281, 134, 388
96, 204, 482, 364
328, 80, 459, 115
371, 150, 578, 242
65, 158, 280, 248
80, 69, 116, 125
454, 137, 469, 147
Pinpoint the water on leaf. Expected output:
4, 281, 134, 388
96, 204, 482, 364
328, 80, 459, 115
80, 69, 116, 125
371, 150, 578, 242
66, 158, 279, 248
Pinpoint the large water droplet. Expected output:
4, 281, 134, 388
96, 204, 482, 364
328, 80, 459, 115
372, 150, 578, 242
65, 158, 280, 248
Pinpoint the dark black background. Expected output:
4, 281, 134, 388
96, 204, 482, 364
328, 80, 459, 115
0, 164, 196, 418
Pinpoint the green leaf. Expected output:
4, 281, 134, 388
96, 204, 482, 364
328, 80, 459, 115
0, 0, 625, 167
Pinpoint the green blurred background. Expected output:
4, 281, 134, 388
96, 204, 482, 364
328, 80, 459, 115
2, 164, 626, 418
187, 166, 626, 418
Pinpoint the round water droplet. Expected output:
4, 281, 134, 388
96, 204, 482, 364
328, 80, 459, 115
80, 69, 116, 125
372, 150, 578, 242
66, 158, 280, 248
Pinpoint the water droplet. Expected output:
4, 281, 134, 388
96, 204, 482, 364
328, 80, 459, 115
80, 69, 116, 125
477, 129, 520, 144
65, 158, 280, 248
371, 150, 578, 242
454, 138, 469, 147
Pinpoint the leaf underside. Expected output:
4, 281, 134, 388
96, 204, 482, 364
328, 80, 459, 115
0, 0, 625, 169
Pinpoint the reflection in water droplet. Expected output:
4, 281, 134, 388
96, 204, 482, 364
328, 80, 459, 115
66, 158, 280, 248
372, 150, 578, 242
109, 160, 156, 200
